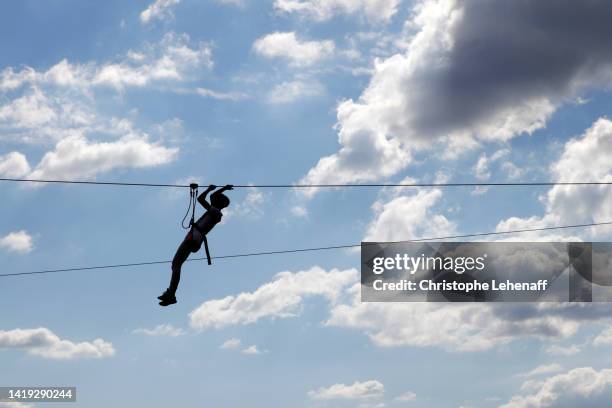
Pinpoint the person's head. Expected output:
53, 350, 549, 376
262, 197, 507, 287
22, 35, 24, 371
211, 193, 230, 209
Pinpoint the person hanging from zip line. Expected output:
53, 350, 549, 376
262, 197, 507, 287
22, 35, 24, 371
158, 184, 233, 306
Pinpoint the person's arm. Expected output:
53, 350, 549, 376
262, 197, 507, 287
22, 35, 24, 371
197, 184, 217, 210
210, 184, 234, 200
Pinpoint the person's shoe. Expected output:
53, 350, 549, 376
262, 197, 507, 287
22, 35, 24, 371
157, 290, 177, 306
159, 297, 177, 307
157, 289, 174, 300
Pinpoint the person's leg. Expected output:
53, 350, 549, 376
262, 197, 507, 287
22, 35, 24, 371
168, 235, 193, 294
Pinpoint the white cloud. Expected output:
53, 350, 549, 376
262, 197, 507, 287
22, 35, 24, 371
395, 391, 417, 402
518, 364, 563, 379
501, 367, 612, 408
0, 402, 34, 408
0, 88, 58, 130
501, 161, 524, 180
0, 328, 115, 359
252, 32, 334, 67
216, 0, 245, 6
0, 33, 212, 95
291, 205, 308, 218
308, 380, 384, 400
0, 231, 34, 254
0, 33, 210, 181
93, 33, 213, 91
225, 187, 266, 219
496, 118, 612, 240
0, 66, 37, 92
28, 133, 177, 181
0, 86, 95, 145
220, 339, 262, 354
473, 154, 491, 180
0, 152, 30, 178
132, 324, 185, 337
326, 285, 588, 352
544, 344, 581, 357
140, 0, 180, 24
220, 338, 241, 349
189, 256, 612, 353
241, 345, 261, 355
299, 87, 411, 186
274, 0, 401, 23
189, 266, 357, 330
267, 79, 324, 104
472, 149, 514, 181
593, 326, 612, 346
301, 0, 612, 189
364, 189, 457, 242
196, 87, 249, 101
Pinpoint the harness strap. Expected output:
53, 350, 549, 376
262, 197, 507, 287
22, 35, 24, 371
190, 222, 212, 265
202, 235, 212, 265
180, 183, 213, 265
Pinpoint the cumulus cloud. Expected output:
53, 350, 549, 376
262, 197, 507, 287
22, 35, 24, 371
308, 380, 384, 400
0, 152, 30, 177
267, 79, 324, 103
301, 0, 612, 188
0, 88, 59, 132
220, 338, 241, 349
364, 188, 456, 242
274, 0, 401, 23
252, 32, 334, 67
395, 391, 417, 402
28, 134, 177, 181
0, 67, 37, 92
0, 33, 211, 181
518, 364, 563, 379
217, 0, 245, 6
93, 33, 213, 91
226, 187, 266, 218
544, 344, 581, 357
132, 324, 185, 337
501, 367, 612, 408
496, 118, 612, 240
0, 231, 34, 254
325, 284, 612, 352
0, 328, 115, 359
140, 0, 180, 24
0, 403, 34, 408
241, 345, 262, 355
593, 326, 612, 346
473, 155, 491, 181
0, 33, 212, 95
0, 86, 92, 144
188, 256, 612, 352
472, 149, 520, 183
189, 266, 357, 330
291, 205, 308, 218
219, 339, 262, 354
196, 87, 249, 101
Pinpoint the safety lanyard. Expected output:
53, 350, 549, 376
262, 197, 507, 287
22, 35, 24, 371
181, 183, 212, 265
182, 183, 199, 229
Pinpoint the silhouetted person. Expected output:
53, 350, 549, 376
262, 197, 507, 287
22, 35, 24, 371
158, 184, 233, 306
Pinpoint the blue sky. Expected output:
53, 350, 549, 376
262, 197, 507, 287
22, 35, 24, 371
3, 1, 612, 407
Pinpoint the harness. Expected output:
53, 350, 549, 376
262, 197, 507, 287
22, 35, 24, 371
182, 183, 212, 265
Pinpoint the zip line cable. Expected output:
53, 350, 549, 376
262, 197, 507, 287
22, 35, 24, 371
2, 220, 610, 278
0, 177, 187, 188
3, 177, 612, 189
